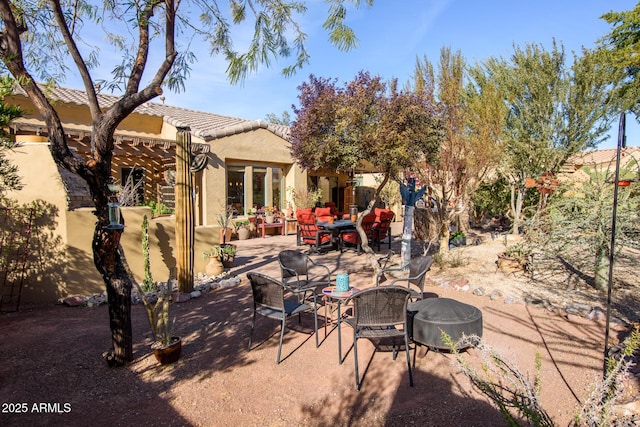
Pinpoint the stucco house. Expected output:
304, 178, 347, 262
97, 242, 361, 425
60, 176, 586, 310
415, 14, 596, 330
563, 147, 640, 182
3, 86, 355, 305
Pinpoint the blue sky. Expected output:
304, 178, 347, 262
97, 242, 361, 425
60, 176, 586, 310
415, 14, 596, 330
67, 0, 638, 148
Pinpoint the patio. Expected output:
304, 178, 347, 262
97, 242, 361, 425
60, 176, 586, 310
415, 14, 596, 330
0, 224, 622, 426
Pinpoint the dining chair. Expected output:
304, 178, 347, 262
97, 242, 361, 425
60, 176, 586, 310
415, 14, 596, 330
375, 255, 433, 301
297, 213, 332, 252
372, 210, 395, 251
247, 272, 319, 364
278, 250, 331, 305
340, 212, 376, 254
341, 286, 413, 390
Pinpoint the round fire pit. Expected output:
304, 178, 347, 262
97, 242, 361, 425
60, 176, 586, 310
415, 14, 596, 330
407, 297, 483, 350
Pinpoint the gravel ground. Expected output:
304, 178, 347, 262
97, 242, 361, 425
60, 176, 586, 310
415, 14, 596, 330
1, 226, 638, 426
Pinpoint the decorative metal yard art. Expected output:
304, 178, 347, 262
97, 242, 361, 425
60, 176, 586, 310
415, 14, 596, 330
0, 207, 35, 312
400, 177, 426, 269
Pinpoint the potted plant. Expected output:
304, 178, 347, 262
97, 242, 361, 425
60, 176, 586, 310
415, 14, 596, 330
497, 243, 530, 273
217, 208, 234, 244
220, 243, 237, 268
133, 267, 182, 365
263, 206, 275, 224
203, 245, 225, 276
235, 220, 251, 240
449, 231, 466, 247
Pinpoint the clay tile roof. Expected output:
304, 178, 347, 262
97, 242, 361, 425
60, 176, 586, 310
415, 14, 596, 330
569, 147, 640, 166
17, 85, 290, 142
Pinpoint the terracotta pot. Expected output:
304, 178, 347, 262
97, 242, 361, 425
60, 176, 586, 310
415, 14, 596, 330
152, 337, 182, 365
219, 227, 233, 244
205, 257, 224, 276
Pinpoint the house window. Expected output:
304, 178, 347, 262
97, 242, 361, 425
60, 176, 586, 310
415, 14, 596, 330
253, 167, 266, 209
227, 164, 284, 215
121, 167, 145, 205
272, 167, 283, 210
227, 166, 245, 215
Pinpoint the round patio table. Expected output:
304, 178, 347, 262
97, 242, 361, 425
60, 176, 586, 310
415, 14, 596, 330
322, 286, 359, 364
407, 297, 482, 350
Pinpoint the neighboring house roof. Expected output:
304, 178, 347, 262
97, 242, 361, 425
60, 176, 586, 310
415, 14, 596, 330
15, 85, 291, 142
568, 147, 640, 167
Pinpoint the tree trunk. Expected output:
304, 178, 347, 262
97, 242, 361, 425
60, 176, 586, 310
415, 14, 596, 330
175, 127, 194, 293
93, 217, 133, 366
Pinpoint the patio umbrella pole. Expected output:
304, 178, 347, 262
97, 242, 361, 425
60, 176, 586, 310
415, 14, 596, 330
603, 112, 626, 377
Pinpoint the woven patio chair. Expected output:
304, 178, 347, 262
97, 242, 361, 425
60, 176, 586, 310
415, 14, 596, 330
278, 250, 331, 305
341, 286, 413, 390
375, 255, 433, 301
247, 272, 318, 364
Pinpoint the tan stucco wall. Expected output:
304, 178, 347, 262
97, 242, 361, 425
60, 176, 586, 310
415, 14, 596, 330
3, 144, 231, 304
202, 128, 305, 224
6, 140, 70, 242
13, 95, 163, 136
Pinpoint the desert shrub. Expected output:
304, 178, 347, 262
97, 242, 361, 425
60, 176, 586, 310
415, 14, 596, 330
446, 325, 640, 427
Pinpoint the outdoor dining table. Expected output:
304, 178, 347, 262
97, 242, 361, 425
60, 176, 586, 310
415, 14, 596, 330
322, 285, 359, 364
316, 219, 356, 250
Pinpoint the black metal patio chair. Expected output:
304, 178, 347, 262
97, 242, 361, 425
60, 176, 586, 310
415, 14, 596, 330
247, 272, 318, 364
341, 286, 413, 390
375, 255, 433, 301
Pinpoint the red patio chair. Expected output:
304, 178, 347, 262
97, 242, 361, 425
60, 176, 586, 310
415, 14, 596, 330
372, 210, 395, 251
340, 212, 376, 254
314, 207, 334, 223
297, 213, 332, 253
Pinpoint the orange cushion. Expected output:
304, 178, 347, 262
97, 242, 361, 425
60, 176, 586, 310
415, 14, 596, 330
315, 207, 331, 217
341, 231, 359, 245
297, 212, 316, 224
374, 208, 392, 222
296, 208, 313, 216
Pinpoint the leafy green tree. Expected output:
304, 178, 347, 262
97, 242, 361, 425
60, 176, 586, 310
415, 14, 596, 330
0, 0, 374, 366
411, 48, 506, 252
484, 42, 617, 234
0, 76, 22, 197
264, 110, 291, 126
290, 71, 441, 270
597, 3, 640, 117
526, 162, 639, 292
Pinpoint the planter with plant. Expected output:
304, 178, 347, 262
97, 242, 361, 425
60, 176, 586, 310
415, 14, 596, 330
217, 208, 234, 244
449, 231, 466, 247
263, 206, 275, 223
133, 267, 181, 365
220, 243, 237, 268
202, 246, 226, 276
235, 220, 251, 240
497, 243, 530, 273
